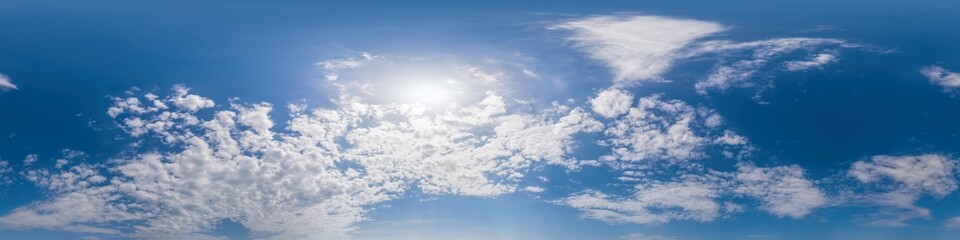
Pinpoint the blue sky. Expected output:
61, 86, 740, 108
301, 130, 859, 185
2, 1, 960, 239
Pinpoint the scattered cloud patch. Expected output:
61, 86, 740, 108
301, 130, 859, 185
920, 65, 960, 92
0, 85, 604, 239
848, 154, 958, 226
692, 38, 856, 94
524, 186, 545, 193
23, 154, 38, 166
785, 53, 838, 71
562, 176, 729, 224
735, 163, 826, 218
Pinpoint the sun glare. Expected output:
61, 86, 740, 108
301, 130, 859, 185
406, 84, 450, 106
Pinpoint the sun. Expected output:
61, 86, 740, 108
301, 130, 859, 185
405, 84, 451, 106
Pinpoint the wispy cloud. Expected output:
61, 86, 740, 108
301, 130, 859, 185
551, 15, 726, 86
0, 73, 16, 90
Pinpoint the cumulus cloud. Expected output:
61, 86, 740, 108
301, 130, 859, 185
524, 186, 545, 193
0, 85, 603, 239
23, 154, 38, 166
848, 154, 958, 226
920, 65, 960, 91
589, 88, 634, 118
735, 163, 826, 218
595, 93, 749, 165
0, 73, 16, 90
551, 15, 726, 86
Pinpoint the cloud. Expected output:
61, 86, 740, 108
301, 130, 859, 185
317, 52, 381, 81
551, 15, 726, 86
735, 163, 826, 218
561, 176, 730, 224
594, 93, 748, 165
620, 233, 677, 240
848, 154, 958, 226
850, 154, 957, 197
552, 15, 861, 96
0, 160, 12, 184
692, 38, 855, 94
945, 217, 960, 230
524, 186, 545, 193
0, 85, 603, 239
0, 73, 16, 90
23, 154, 38, 166
589, 88, 634, 118
784, 53, 838, 71
920, 65, 960, 91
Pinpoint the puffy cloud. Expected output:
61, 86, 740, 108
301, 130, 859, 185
597, 94, 747, 165
169, 85, 215, 112
920, 65, 960, 91
0, 160, 11, 184
0, 86, 603, 239
551, 15, 725, 86
23, 154, 38, 166
0, 73, 16, 90
589, 88, 634, 118
735, 163, 826, 218
847, 154, 958, 226
524, 186, 545, 193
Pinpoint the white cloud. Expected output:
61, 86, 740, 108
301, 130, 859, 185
0, 73, 16, 90
693, 38, 854, 94
524, 186, 545, 193
459, 66, 503, 85
0, 160, 12, 184
597, 94, 747, 165
170, 85, 215, 112
850, 154, 957, 197
23, 154, 38, 166
920, 65, 960, 91
785, 53, 838, 71
561, 177, 727, 224
848, 154, 958, 226
318, 52, 380, 81
735, 163, 826, 218
589, 88, 634, 118
0, 85, 603, 239
620, 233, 677, 240
551, 15, 726, 86
945, 217, 960, 229
552, 15, 860, 93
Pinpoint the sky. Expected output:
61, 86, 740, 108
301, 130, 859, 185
2, 0, 960, 239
